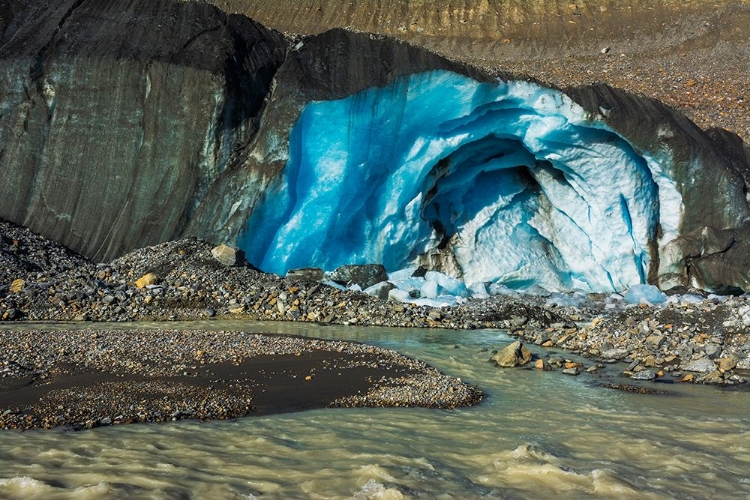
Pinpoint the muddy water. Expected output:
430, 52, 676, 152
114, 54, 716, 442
1, 321, 749, 499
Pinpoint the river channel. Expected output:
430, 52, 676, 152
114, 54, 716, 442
1, 321, 748, 499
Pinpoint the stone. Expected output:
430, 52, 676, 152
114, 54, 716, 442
329, 264, 388, 289
718, 354, 739, 372
601, 348, 629, 360
676, 344, 694, 360
363, 281, 395, 300
2, 308, 22, 320
697, 370, 724, 384
631, 370, 656, 381
135, 273, 158, 289
534, 359, 552, 371
645, 334, 665, 349
682, 357, 717, 373
704, 343, 722, 360
211, 244, 245, 267
491, 341, 533, 368
286, 268, 325, 281
9, 279, 24, 293
562, 367, 580, 376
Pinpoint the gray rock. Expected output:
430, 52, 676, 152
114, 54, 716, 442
548, 356, 565, 367
735, 355, 750, 371
491, 341, 532, 368
645, 334, 665, 349
562, 367, 580, 376
682, 357, 717, 373
601, 348, 629, 360
631, 370, 656, 380
676, 344, 694, 359
704, 343, 722, 359
211, 245, 245, 267
286, 267, 325, 281
330, 264, 388, 289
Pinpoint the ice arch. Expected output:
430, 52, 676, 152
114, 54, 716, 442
241, 70, 683, 292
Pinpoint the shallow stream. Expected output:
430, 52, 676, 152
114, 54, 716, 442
1, 321, 748, 499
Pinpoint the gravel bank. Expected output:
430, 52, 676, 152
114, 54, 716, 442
2, 217, 750, 390
0, 328, 482, 431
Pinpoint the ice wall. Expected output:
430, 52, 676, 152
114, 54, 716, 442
241, 70, 683, 292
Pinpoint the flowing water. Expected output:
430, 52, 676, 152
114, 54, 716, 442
1, 321, 749, 499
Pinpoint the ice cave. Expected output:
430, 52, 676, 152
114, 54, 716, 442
241, 70, 684, 293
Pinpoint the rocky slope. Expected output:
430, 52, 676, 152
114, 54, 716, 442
221, 0, 750, 141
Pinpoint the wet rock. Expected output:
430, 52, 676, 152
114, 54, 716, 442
631, 370, 657, 381
682, 357, 717, 373
329, 264, 388, 289
562, 367, 580, 375
491, 341, 532, 368
211, 245, 245, 267
534, 359, 552, 371
697, 370, 724, 384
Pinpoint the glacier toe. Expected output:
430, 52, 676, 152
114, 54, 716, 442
2, 7, 749, 293
242, 71, 682, 293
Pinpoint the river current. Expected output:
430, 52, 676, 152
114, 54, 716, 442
1, 321, 748, 499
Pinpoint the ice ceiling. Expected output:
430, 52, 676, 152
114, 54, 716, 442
241, 70, 683, 292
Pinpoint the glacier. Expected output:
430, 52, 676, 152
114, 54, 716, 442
240, 70, 684, 293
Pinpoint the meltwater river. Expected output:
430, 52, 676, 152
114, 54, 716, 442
1, 321, 748, 499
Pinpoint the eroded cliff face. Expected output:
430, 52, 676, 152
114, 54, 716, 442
0, 0, 286, 261
1, 0, 749, 292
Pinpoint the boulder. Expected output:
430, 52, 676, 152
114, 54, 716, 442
631, 370, 657, 381
534, 359, 552, 371
601, 348, 630, 360
211, 244, 245, 267
718, 354, 739, 372
491, 341, 532, 368
329, 264, 388, 289
682, 357, 717, 373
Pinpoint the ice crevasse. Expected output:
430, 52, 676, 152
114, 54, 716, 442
241, 70, 684, 293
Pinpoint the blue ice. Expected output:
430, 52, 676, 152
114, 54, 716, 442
240, 70, 680, 292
